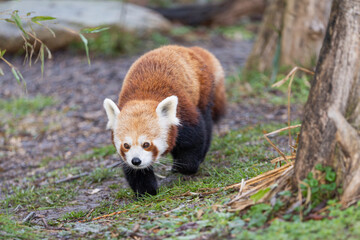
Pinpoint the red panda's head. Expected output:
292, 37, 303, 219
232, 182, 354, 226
103, 96, 180, 169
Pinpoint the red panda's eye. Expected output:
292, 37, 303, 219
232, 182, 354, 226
142, 142, 150, 149
124, 143, 130, 149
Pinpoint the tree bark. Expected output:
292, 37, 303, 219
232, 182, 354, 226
244, 0, 285, 72
294, 0, 360, 205
153, 0, 266, 26
245, 0, 332, 72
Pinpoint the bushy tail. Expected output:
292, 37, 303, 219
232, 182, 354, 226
212, 77, 226, 122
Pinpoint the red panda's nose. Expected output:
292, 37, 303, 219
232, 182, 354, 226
131, 158, 142, 166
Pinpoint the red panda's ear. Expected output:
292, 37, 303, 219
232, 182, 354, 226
156, 96, 180, 126
103, 98, 120, 130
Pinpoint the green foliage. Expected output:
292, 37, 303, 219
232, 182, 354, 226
214, 24, 254, 40
238, 202, 360, 240
243, 203, 272, 228
0, 95, 55, 117
170, 26, 194, 37
61, 210, 87, 221
301, 165, 338, 214
91, 145, 117, 158
1, 10, 101, 83
71, 28, 140, 57
150, 32, 170, 47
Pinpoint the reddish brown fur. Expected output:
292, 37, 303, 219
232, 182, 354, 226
190, 47, 227, 121
117, 45, 226, 152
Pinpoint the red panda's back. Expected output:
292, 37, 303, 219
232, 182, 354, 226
118, 45, 222, 124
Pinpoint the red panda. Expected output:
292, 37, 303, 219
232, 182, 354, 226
103, 45, 226, 196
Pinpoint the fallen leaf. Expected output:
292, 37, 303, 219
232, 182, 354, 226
89, 188, 101, 195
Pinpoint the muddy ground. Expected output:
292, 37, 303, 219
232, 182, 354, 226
0, 36, 302, 226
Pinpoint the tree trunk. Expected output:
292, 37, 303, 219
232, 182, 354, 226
153, 0, 266, 26
294, 0, 360, 205
245, 0, 332, 72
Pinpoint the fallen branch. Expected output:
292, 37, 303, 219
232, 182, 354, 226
22, 211, 36, 223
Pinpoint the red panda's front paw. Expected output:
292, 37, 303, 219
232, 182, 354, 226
122, 165, 159, 197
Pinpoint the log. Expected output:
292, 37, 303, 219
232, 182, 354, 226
153, 0, 266, 26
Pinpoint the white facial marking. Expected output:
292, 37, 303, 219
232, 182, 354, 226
114, 135, 121, 154
125, 146, 153, 169
153, 138, 168, 160
124, 137, 133, 146
138, 135, 147, 145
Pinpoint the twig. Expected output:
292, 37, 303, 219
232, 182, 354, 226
163, 204, 185, 216
55, 172, 89, 184
270, 155, 296, 164
272, 66, 314, 151
263, 125, 301, 137
42, 218, 49, 229
22, 212, 36, 223
263, 133, 292, 165
79, 210, 127, 223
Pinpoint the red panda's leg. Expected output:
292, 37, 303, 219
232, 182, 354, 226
171, 110, 211, 175
201, 104, 213, 160
122, 164, 158, 198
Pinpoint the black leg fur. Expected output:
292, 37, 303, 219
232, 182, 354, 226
171, 110, 209, 175
201, 104, 213, 160
122, 164, 158, 197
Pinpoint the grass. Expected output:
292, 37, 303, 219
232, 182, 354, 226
0, 95, 56, 137
213, 24, 255, 40
61, 210, 87, 221
0, 95, 55, 117
1, 121, 360, 238
226, 69, 311, 105
1, 184, 77, 211
69, 23, 257, 58
74, 145, 116, 162
53, 123, 287, 237
0, 214, 44, 239
86, 167, 117, 183
40, 156, 62, 167
237, 201, 360, 240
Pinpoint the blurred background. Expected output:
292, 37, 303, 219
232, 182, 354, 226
0, 0, 332, 194
0, 1, 335, 237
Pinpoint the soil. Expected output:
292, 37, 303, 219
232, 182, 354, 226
0, 36, 302, 225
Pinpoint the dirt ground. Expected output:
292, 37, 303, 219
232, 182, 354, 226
0, 36, 302, 226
